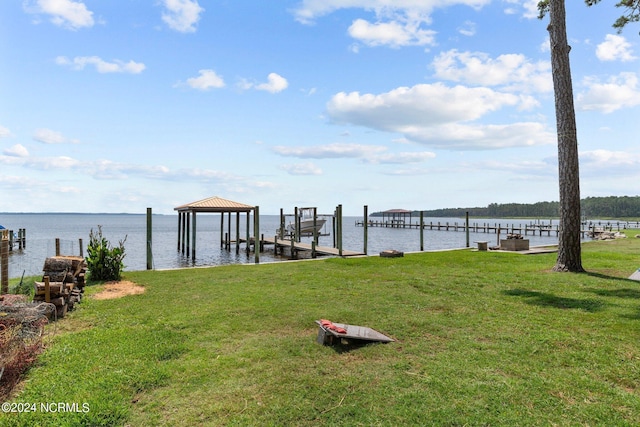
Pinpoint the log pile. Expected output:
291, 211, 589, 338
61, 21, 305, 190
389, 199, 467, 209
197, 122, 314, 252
33, 256, 87, 320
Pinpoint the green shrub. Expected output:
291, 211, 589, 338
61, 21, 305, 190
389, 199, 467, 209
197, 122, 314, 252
86, 225, 127, 282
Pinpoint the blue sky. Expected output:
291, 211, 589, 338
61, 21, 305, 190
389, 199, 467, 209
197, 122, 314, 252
1, 0, 638, 216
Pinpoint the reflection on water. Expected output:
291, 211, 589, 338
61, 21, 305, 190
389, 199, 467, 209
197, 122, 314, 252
0, 213, 569, 279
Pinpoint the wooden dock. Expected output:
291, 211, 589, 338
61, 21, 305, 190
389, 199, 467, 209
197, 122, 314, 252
0, 228, 26, 251
261, 236, 364, 257
355, 220, 639, 238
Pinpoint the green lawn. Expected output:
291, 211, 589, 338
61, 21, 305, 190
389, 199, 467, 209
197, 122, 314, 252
2, 233, 640, 426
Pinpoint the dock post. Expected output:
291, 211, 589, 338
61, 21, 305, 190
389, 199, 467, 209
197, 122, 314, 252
420, 211, 424, 251
182, 212, 187, 254
192, 211, 197, 261
147, 208, 153, 270
246, 212, 251, 255
182, 213, 188, 256
254, 206, 260, 264
311, 241, 316, 258
79, 238, 84, 257
20, 228, 26, 249
44, 276, 50, 303
227, 212, 232, 250
332, 214, 336, 248
363, 205, 368, 255
55, 238, 61, 256
337, 204, 343, 256
1, 230, 9, 295
220, 213, 224, 248
236, 212, 240, 254
313, 207, 319, 247
177, 212, 181, 251
465, 212, 470, 248
186, 213, 191, 257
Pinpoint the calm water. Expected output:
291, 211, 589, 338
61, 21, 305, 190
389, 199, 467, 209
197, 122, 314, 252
0, 213, 567, 279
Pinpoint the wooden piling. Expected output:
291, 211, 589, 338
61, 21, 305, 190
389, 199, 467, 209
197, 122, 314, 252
227, 212, 232, 250
246, 212, 251, 254
192, 212, 197, 260
186, 212, 190, 257
337, 204, 343, 256
177, 212, 181, 251
44, 275, 51, 303
236, 212, 240, 254
147, 208, 153, 270
465, 212, 470, 248
254, 206, 260, 264
420, 211, 424, 251
1, 230, 8, 294
363, 205, 368, 255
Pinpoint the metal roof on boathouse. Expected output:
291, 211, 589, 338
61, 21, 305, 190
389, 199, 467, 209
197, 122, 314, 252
174, 196, 255, 213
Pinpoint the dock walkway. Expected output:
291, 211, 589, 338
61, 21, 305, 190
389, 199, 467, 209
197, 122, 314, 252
355, 220, 639, 237
261, 236, 364, 257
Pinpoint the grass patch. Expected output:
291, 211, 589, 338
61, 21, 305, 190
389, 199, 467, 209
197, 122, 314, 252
2, 234, 640, 425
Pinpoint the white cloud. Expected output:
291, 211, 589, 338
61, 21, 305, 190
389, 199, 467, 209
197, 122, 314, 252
279, 162, 323, 175
272, 143, 437, 164
578, 72, 640, 113
432, 50, 552, 93
33, 128, 78, 144
161, 0, 204, 33
580, 150, 640, 169
239, 73, 289, 93
348, 18, 436, 48
3, 144, 29, 158
0, 151, 244, 183
580, 149, 640, 171
520, 0, 540, 19
0, 125, 11, 138
56, 56, 146, 74
596, 34, 636, 62
458, 21, 476, 37
326, 84, 554, 150
24, 0, 94, 30
273, 143, 386, 159
292, 0, 489, 25
365, 151, 436, 164
403, 122, 554, 150
469, 158, 554, 175
256, 73, 289, 93
329, 83, 522, 128
293, 0, 489, 48
185, 69, 225, 90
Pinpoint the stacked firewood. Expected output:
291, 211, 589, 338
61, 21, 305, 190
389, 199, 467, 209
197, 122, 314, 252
33, 256, 87, 319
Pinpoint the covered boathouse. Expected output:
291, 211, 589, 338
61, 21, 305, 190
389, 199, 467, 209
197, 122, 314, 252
174, 196, 260, 262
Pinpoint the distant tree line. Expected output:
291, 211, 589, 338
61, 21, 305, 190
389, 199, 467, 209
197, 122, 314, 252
372, 196, 640, 219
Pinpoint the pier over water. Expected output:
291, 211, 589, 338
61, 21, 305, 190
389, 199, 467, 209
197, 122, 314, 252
356, 219, 639, 238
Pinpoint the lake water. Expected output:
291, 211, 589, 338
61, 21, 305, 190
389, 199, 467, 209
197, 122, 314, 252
0, 213, 569, 279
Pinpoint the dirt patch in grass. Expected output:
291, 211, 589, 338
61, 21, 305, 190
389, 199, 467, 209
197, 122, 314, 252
93, 281, 145, 300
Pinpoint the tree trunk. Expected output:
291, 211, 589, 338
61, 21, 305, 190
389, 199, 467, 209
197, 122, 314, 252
548, 0, 584, 272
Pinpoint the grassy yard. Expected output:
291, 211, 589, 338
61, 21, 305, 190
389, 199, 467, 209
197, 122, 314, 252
2, 234, 640, 426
